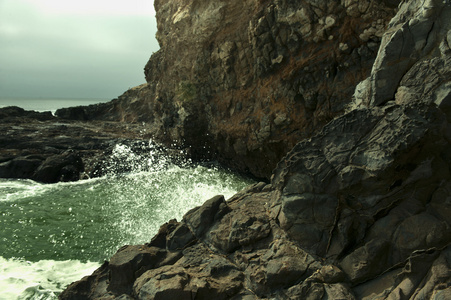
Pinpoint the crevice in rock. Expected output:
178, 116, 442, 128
326, 197, 342, 254
423, 21, 436, 53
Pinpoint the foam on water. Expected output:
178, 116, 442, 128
0, 256, 99, 300
0, 178, 105, 203
106, 164, 247, 245
0, 141, 255, 297
0, 180, 48, 202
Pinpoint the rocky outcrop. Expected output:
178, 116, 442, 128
354, 0, 451, 109
0, 107, 162, 183
0, 106, 54, 121
60, 0, 451, 298
62, 95, 451, 298
57, 0, 400, 179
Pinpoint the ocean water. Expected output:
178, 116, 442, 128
0, 97, 111, 114
0, 99, 255, 299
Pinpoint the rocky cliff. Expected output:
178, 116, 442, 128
60, 0, 451, 299
57, 0, 399, 179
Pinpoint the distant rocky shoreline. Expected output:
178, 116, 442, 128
0, 106, 167, 183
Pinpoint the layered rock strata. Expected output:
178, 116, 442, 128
60, 0, 451, 298
57, 0, 400, 179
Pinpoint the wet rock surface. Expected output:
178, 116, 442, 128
0, 107, 158, 183
59, 97, 451, 299
60, 0, 451, 298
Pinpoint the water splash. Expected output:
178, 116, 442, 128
96, 140, 254, 252
97, 139, 192, 176
102, 164, 249, 248
0, 141, 254, 299
0, 140, 254, 262
0, 179, 47, 202
0, 257, 99, 300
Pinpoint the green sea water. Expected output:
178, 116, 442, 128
0, 142, 254, 299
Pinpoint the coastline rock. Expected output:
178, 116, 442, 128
60, 0, 451, 298
0, 106, 54, 121
353, 0, 451, 108
56, 0, 400, 179
32, 151, 83, 183
60, 101, 451, 298
0, 107, 163, 183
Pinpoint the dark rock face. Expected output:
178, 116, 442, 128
0, 106, 54, 121
56, 0, 400, 179
0, 107, 155, 183
30, 151, 83, 183
60, 0, 451, 298
60, 99, 451, 298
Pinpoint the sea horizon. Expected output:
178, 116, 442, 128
0, 96, 112, 113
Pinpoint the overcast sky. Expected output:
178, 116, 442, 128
0, 0, 159, 99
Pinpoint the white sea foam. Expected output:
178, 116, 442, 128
0, 178, 104, 202
0, 256, 100, 300
103, 164, 248, 246
0, 179, 47, 202
0, 141, 254, 299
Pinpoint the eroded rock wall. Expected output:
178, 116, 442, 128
60, 0, 451, 299
63, 0, 399, 179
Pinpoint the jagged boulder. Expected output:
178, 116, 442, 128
354, 0, 451, 108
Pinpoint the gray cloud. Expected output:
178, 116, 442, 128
0, 1, 159, 99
